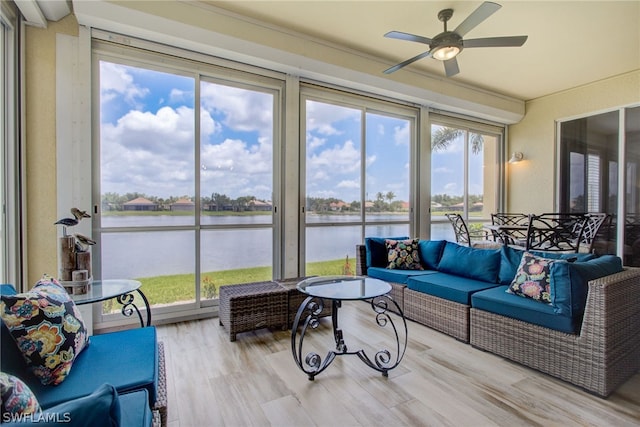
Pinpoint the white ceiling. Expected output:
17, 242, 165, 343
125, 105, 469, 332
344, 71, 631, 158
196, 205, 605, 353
208, 1, 640, 101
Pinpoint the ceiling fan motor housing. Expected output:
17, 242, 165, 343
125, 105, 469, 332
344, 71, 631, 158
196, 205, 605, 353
431, 31, 463, 54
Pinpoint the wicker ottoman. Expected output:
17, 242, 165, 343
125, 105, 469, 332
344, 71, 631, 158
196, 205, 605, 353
218, 281, 288, 341
275, 277, 332, 328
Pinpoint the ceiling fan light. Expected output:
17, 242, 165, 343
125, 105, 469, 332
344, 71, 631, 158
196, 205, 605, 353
432, 45, 460, 61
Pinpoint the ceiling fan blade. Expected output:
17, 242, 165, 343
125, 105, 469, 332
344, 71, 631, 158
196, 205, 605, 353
453, 1, 501, 37
463, 35, 528, 48
383, 51, 432, 74
384, 31, 432, 46
443, 58, 460, 77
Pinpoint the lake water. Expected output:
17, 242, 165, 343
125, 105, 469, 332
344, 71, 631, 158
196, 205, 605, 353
99, 215, 453, 279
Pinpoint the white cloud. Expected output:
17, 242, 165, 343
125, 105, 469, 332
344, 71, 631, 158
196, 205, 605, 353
433, 166, 452, 174
443, 182, 459, 194
337, 180, 360, 189
393, 121, 410, 145
200, 83, 273, 136
99, 62, 148, 107
307, 140, 361, 179
305, 100, 359, 136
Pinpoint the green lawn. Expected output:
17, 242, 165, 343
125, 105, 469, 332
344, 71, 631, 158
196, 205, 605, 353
103, 257, 353, 313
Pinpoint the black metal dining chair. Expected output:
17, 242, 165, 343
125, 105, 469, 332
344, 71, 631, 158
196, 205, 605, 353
525, 213, 589, 253
490, 213, 528, 245
445, 213, 498, 248
578, 213, 611, 254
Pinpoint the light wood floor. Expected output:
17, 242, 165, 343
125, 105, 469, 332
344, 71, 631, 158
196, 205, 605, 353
156, 301, 640, 427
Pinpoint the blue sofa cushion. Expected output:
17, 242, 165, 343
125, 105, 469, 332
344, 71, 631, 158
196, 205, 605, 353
4, 326, 159, 410
385, 238, 423, 270
119, 389, 153, 427
437, 242, 501, 283
418, 240, 446, 270
0, 372, 41, 418
406, 273, 500, 305
550, 255, 623, 317
507, 252, 553, 304
471, 286, 578, 334
498, 245, 597, 286
367, 267, 437, 284
0, 277, 90, 385
365, 236, 409, 268
2, 383, 121, 427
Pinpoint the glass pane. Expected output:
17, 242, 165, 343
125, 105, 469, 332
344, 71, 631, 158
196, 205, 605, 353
200, 229, 272, 296
560, 111, 619, 214
364, 224, 410, 239
431, 124, 464, 217
625, 106, 640, 266
305, 100, 361, 223
469, 132, 497, 224
99, 61, 195, 227
365, 113, 411, 222
200, 81, 273, 225
101, 230, 196, 312
305, 225, 359, 276
430, 124, 465, 237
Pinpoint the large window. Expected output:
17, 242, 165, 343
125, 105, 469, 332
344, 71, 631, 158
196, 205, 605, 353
95, 44, 280, 322
301, 89, 417, 275
559, 105, 640, 266
429, 116, 502, 241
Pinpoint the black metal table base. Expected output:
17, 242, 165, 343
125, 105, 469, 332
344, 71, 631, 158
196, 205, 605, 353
291, 295, 407, 380
116, 289, 152, 327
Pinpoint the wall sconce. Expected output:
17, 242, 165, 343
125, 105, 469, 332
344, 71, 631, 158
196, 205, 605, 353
508, 152, 524, 164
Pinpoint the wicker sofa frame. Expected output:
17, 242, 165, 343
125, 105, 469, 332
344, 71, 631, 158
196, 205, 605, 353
356, 244, 471, 342
356, 243, 640, 396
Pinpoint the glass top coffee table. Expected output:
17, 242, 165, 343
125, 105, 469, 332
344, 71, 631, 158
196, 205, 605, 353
71, 279, 151, 327
291, 275, 407, 380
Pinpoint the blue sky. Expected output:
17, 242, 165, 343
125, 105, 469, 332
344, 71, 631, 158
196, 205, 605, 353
100, 61, 485, 203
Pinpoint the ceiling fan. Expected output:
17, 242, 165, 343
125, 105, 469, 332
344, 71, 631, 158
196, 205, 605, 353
383, 1, 528, 77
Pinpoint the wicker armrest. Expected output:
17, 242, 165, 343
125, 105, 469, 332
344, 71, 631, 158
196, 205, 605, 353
355, 244, 367, 276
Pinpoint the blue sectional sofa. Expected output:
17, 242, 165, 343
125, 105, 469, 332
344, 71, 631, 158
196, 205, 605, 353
1, 284, 165, 426
356, 238, 640, 396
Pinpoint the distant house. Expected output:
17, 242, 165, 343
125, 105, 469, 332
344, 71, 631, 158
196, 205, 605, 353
171, 198, 195, 211
250, 199, 272, 211
329, 201, 349, 211
123, 197, 158, 211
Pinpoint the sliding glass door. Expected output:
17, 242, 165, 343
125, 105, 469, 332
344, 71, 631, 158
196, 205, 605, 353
559, 105, 640, 265
301, 89, 417, 275
95, 45, 280, 322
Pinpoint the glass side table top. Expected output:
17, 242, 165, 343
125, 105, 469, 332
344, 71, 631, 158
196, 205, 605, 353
71, 279, 141, 305
297, 276, 391, 300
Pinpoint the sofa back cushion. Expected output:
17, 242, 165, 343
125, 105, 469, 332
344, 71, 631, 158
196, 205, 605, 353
417, 239, 446, 270
550, 255, 623, 317
437, 242, 501, 283
364, 236, 409, 268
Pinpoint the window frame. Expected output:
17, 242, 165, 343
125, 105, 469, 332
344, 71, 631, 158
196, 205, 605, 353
0, 2, 24, 287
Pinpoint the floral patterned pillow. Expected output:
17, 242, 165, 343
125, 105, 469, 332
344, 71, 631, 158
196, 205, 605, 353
507, 252, 552, 304
385, 238, 424, 270
0, 372, 40, 418
0, 275, 89, 385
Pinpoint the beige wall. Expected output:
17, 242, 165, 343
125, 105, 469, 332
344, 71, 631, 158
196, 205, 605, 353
507, 70, 640, 214
25, 15, 78, 286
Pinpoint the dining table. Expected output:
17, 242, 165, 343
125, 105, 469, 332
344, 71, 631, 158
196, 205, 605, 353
483, 223, 528, 246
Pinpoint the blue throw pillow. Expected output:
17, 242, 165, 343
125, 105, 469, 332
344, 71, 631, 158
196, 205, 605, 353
417, 240, 445, 270
550, 255, 623, 317
437, 242, 501, 283
364, 236, 409, 268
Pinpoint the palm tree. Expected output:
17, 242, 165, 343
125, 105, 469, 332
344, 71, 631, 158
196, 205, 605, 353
431, 127, 484, 154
